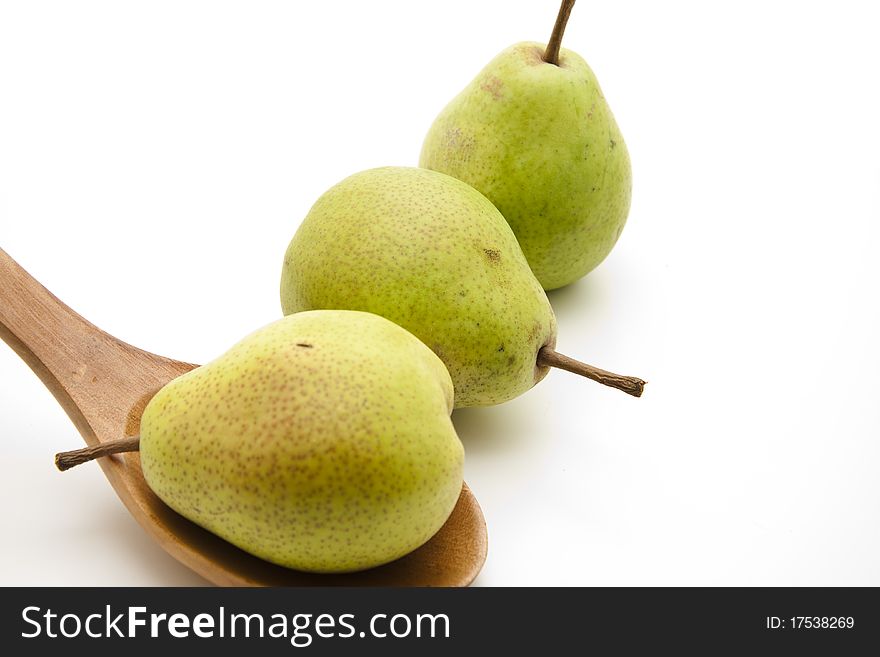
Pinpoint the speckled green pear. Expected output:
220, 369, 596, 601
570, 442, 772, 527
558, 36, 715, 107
139, 310, 464, 574
420, 39, 631, 291
281, 167, 558, 407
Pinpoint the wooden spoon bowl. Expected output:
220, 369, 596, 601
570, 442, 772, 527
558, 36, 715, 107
0, 248, 487, 586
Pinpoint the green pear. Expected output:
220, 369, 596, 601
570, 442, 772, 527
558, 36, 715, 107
420, 0, 631, 291
281, 167, 644, 407
138, 310, 464, 573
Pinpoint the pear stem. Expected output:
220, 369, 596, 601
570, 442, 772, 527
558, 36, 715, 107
538, 347, 645, 397
543, 0, 577, 65
55, 436, 140, 472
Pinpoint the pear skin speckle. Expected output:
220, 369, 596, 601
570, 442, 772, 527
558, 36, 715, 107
139, 310, 464, 574
280, 167, 557, 407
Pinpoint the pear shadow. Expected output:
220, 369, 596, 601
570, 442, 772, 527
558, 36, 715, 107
545, 271, 609, 324
452, 402, 548, 460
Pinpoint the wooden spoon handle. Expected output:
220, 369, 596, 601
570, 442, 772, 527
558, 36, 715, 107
0, 248, 193, 445
0, 248, 104, 439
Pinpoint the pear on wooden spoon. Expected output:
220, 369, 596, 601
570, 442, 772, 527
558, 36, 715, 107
54, 310, 467, 575
0, 245, 485, 585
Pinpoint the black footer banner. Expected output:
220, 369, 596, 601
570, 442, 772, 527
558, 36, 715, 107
1, 587, 876, 654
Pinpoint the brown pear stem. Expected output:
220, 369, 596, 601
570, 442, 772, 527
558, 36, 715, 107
55, 436, 140, 471
543, 0, 577, 65
538, 347, 645, 397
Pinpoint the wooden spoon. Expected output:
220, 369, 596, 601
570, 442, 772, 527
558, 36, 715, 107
0, 248, 488, 586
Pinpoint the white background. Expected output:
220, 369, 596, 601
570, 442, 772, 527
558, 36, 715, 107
1, 1, 878, 586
